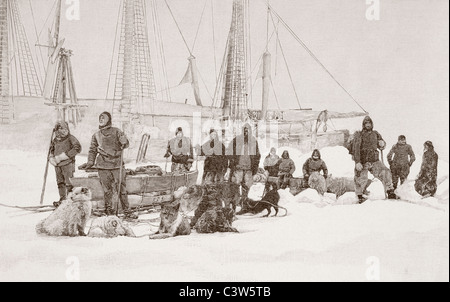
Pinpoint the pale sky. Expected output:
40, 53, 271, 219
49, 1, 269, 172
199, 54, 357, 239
14, 0, 450, 160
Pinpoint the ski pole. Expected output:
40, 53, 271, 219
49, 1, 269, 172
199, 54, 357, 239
116, 151, 124, 216
40, 128, 56, 205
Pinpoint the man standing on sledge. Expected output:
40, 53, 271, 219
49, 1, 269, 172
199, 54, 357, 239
84, 112, 137, 219
353, 116, 396, 203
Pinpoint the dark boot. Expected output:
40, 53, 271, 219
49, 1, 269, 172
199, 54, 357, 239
387, 189, 397, 200
358, 195, 367, 204
124, 211, 138, 220
53, 197, 65, 208
105, 207, 116, 216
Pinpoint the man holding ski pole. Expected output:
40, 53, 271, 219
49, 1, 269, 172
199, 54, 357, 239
82, 112, 137, 219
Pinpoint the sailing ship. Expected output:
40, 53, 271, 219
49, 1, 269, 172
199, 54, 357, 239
0, 0, 42, 124
103, 0, 367, 159
2, 0, 365, 208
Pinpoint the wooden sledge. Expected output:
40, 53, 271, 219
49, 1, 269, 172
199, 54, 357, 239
70, 170, 199, 210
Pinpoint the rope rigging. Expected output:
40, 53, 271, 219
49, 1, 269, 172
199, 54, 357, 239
28, 0, 46, 77
191, 0, 208, 53
210, 0, 218, 82
152, 0, 171, 102
267, 2, 368, 114
163, 0, 193, 56
269, 10, 302, 110
106, 0, 123, 100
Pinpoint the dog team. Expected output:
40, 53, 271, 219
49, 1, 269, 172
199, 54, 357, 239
40, 112, 438, 238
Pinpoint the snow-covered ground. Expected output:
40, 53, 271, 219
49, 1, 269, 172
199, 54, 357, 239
0, 143, 448, 281
0, 100, 447, 282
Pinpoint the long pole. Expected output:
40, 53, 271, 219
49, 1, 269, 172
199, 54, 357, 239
54, 0, 62, 44
40, 129, 55, 205
116, 151, 124, 216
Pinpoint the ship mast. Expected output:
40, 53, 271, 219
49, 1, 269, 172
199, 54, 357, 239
0, 0, 9, 124
220, 0, 248, 122
112, 0, 157, 130
43, 0, 84, 127
0, 0, 42, 124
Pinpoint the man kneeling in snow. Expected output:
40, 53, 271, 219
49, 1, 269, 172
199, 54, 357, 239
302, 149, 328, 195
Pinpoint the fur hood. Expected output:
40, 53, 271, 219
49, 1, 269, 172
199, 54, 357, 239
311, 149, 321, 160
362, 116, 373, 131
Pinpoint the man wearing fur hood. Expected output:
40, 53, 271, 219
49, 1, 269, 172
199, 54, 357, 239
49, 121, 82, 207
415, 141, 438, 197
164, 127, 194, 173
227, 122, 261, 203
302, 149, 328, 189
353, 116, 396, 202
199, 129, 227, 184
85, 112, 136, 219
278, 150, 296, 189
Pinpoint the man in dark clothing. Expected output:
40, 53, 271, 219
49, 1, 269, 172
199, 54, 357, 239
49, 121, 82, 207
415, 141, 439, 197
278, 150, 296, 189
227, 123, 261, 204
164, 127, 194, 173
86, 112, 137, 219
353, 116, 396, 203
387, 135, 416, 189
263, 147, 280, 192
199, 129, 227, 184
263, 147, 280, 177
302, 149, 328, 188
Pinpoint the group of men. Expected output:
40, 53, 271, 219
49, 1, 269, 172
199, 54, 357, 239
49, 112, 137, 219
48, 112, 438, 219
348, 116, 438, 203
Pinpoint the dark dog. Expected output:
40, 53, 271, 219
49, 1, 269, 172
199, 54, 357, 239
194, 206, 238, 233
237, 188, 286, 217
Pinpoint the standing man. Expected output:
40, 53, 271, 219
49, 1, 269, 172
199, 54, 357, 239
415, 141, 439, 198
199, 129, 227, 184
85, 112, 137, 219
353, 116, 396, 203
49, 121, 82, 207
387, 135, 416, 189
164, 127, 194, 173
227, 123, 261, 204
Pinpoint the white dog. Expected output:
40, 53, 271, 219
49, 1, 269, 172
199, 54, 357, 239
87, 216, 136, 238
36, 187, 92, 237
